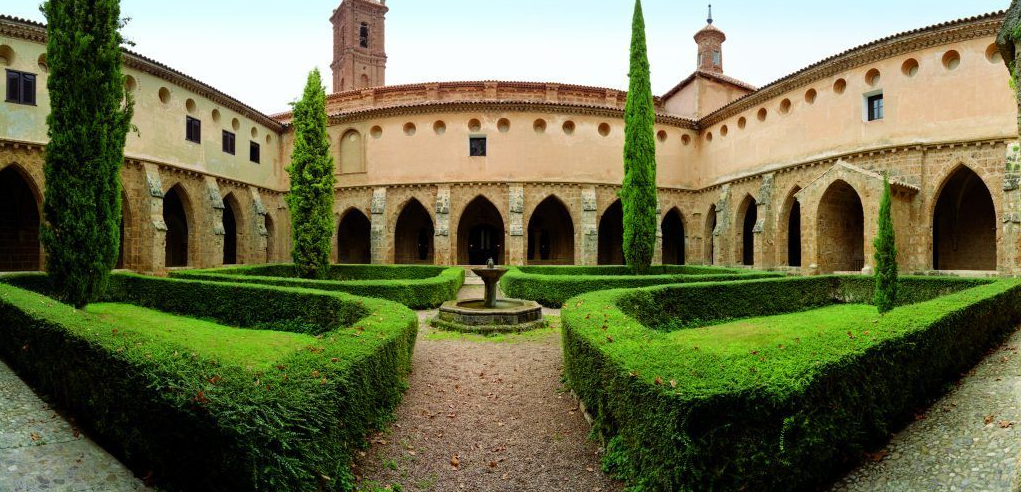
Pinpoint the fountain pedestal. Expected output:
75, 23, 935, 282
432, 264, 546, 334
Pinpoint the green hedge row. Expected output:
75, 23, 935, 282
0, 273, 418, 492
562, 275, 1021, 491
617, 275, 989, 331
500, 265, 779, 307
170, 264, 464, 309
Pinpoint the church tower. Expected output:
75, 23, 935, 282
694, 4, 725, 73
330, 0, 388, 93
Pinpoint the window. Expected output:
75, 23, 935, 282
5, 70, 36, 105
250, 141, 261, 163
222, 130, 236, 155
469, 137, 487, 157
359, 23, 369, 48
866, 93, 884, 121
712, 50, 721, 66
185, 116, 201, 143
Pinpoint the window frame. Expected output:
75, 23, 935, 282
359, 22, 370, 48
469, 136, 487, 157
222, 130, 236, 155
249, 141, 261, 164
185, 116, 202, 143
862, 89, 884, 122
5, 69, 37, 106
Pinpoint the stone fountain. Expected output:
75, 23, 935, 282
433, 259, 545, 334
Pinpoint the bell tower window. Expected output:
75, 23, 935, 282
359, 22, 369, 48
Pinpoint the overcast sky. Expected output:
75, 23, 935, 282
5, 0, 1008, 114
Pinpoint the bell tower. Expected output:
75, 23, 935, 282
330, 0, 388, 93
694, 4, 725, 74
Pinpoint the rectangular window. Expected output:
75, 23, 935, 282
250, 141, 260, 163
359, 23, 370, 48
469, 137, 487, 157
222, 130, 236, 155
185, 116, 201, 143
5, 70, 36, 105
867, 93, 884, 121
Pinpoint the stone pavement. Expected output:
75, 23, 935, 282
0, 361, 147, 492
830, 328, 1021, 492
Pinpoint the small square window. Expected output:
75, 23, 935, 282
222, 130, 236, 155
5, 70, 36, 105
866, 93, 884, 121
185, 116, 201, 143
469, 137, 487, 157
250, 141, 261, 164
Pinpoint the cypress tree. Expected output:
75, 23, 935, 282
286, 69, 335, 280
873, 174, 898, 313
41, 0, 134, 308
622, 0, 658, 275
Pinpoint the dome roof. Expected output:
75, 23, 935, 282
695, 23, 726, 41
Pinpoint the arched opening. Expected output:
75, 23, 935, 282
222, 194, 240, 265
339, 130, 364, 174
704, 204, 717, 265
457, 196, 505, 265
662, 208, 685, 265
527, 196, 574, 265
264, 213, 275, 263
163, 186, 190, 268
0, 166, 40, 271
338, 208, 371, 264
736, 195, 757, 266
598, 200, 624, 265
933, 166, 997, 270
117, 191, 130, 269
394, 199, 434, 264
779, 187, 802, 267
817, 180, 865, 273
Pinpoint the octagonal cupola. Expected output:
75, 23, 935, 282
694, 4, 726, 73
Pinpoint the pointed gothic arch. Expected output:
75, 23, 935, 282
932, 165, 996, 271
221, 192, 243, 265
662, 208, 686, 265
598, 199, 624, 265
394, 199, 434, 264
338, 208, 371, 264
264, 212, 276, 263
527, 195, 575, 265
457, 196, 505, 265
0, 165, 41, 271
735, 194, 757, 266
163, 185, 192, 268
704, 203, 717, 265
816, 180, 865, 273
778, 186, 802, 267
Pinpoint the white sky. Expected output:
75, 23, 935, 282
4, 0, 1008, 114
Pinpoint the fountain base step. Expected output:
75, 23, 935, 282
433, 298, 545, 334
429, 316, 548, 335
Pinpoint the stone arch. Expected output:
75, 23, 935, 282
457, 195, 505, 265
338, 208, 371, 264
816, 180, 865, 273
264, 212, 276, 263
117, 189, 132, 269
339, 129, 365, 174
598, 199, 624, 265
394, 198, 434, 264
778, 186, 802, 267
735, 194, 757, 266
527, 195, 575, 265
163, 184, 193, 268
662, 207, 685, 265
0, 164, 42, 271
221, 192, 244, 265
932, 164, 996, 271
704, 203, 717, 265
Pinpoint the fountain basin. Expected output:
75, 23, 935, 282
433, 298, 545, 334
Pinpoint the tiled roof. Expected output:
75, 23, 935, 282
661, 70, 757, 101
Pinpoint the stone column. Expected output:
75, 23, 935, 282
713, 184, 732, 266
508, 184, 525, 265
755, 173, 776, 269
1003, 142, 1021, 274
434, 186, 451, 265
249, 187, 269, 264
370, 187, 387, 264
580, 187, 598, 265
139, 163, 167, 274
691, 210, 703, 265
653, 195, 663, 265
205, 177, 225, 269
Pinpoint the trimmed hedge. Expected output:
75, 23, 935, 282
500, 265, 780, 307
171, 264, 464, 309
0, 273, 418, 492
562, 275, 1020, 491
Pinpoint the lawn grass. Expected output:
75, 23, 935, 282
86, 303, 314, 371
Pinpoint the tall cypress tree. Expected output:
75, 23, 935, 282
286, 69, 335, 280
622, 0, 658, 275
41, 0, 134, 308
873, 174, 898, 313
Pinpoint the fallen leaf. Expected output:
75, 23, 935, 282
865, 450, 888, 462
450, 455, 460, 468
1000, 420, 1014, 429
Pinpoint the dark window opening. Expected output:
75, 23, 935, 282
249, 141, 260, 164
222, 130, 236, 155
359, 23, 370, 48
185, 116, 201, 143
712, 50, 721, 66
867, 93, 884, 121
6, 70, 36, 105
469, 137, 487, 157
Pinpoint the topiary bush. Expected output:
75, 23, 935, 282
562, 275, 1019, 491
171, 264, 464, 309
0, 273, 418, 492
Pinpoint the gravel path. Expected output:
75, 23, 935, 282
830, 328, 1021, 492
0, 360, 147, 492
